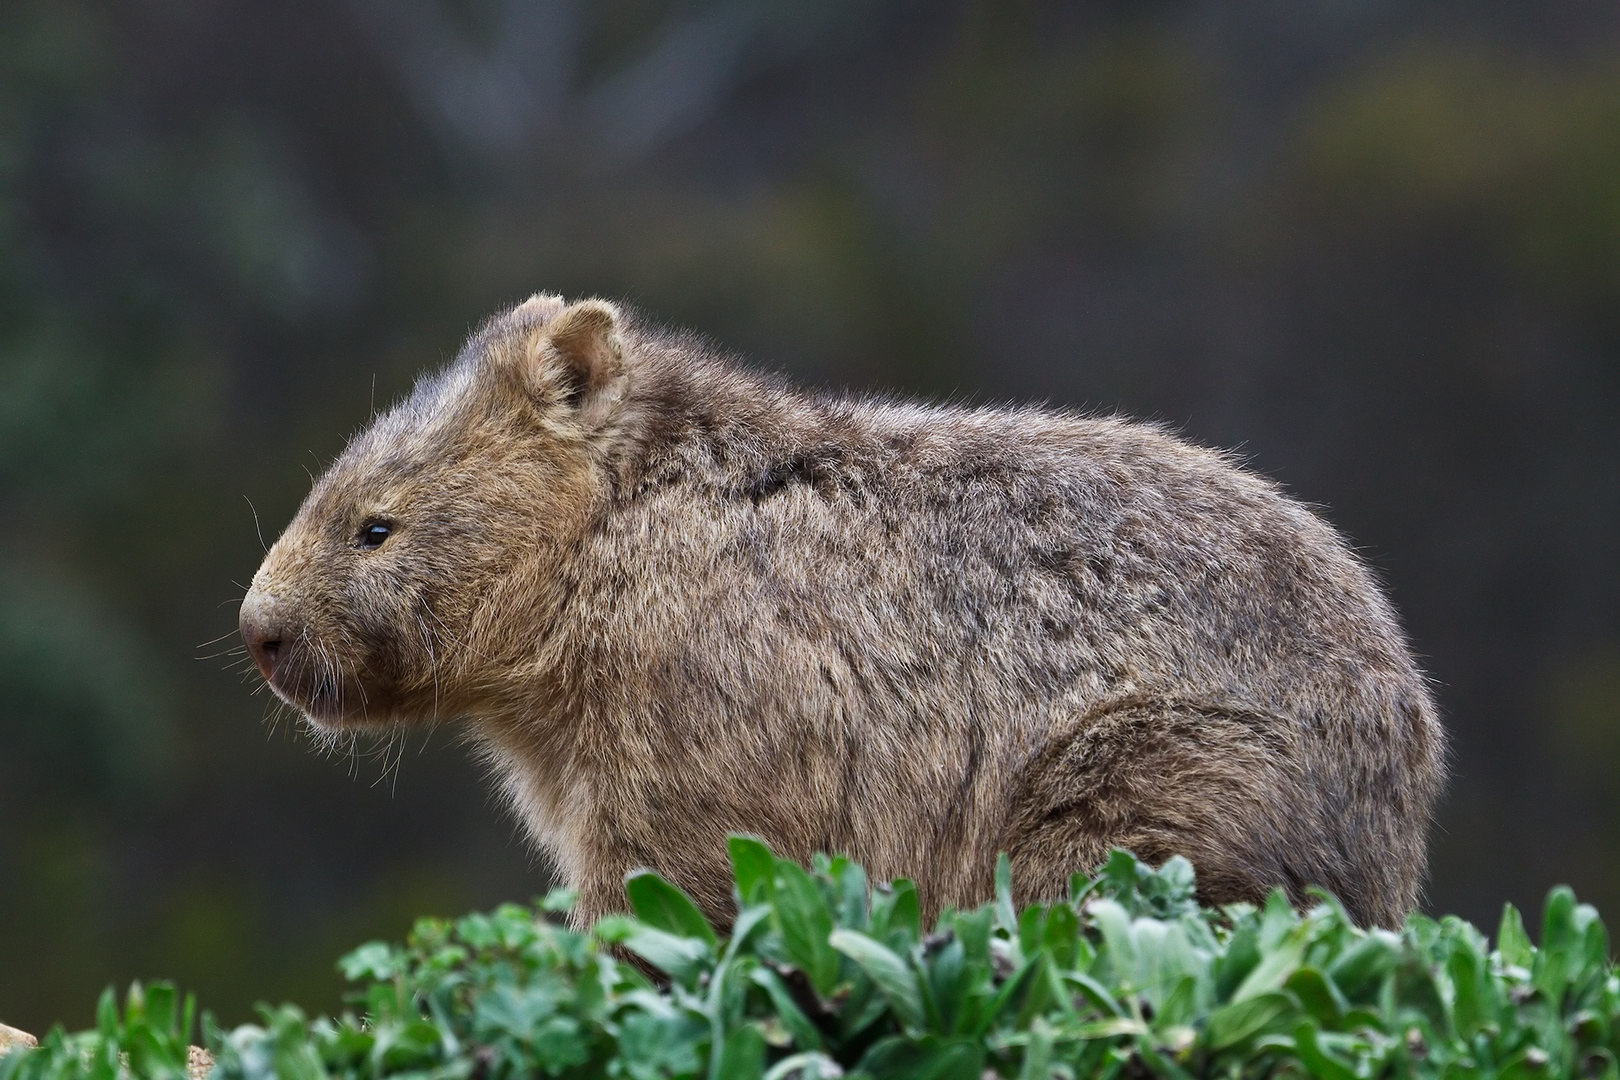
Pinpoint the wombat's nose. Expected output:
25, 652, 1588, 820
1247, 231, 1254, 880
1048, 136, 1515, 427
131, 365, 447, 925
239, 591, 288, 683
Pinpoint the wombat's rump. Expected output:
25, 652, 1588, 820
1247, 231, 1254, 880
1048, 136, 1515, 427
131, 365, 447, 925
240, 294, 1445, 928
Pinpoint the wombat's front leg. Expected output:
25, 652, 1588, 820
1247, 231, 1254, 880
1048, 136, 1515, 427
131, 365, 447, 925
564, 832, 741, 934
567, 878, 631, 934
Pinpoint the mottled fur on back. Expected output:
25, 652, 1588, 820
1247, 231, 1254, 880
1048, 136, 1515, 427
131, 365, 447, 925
240, 294, 1445, 929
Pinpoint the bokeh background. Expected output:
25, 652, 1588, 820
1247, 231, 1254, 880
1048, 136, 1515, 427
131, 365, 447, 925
4, 0, 1620, 1033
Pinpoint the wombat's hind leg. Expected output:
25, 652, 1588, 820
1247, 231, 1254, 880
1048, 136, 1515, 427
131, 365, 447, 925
1002, 699, 1372, 922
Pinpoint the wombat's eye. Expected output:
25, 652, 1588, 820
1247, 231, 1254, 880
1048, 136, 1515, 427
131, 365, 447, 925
358, 521, 392, 549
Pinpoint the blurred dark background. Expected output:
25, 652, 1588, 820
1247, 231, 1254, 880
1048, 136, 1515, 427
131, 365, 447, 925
3, 0, 1620, 1032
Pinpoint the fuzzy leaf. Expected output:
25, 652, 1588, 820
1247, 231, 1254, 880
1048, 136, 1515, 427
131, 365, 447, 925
829, 928, 927, 1032
625, 869, 718, 948
1206, 991, 1296, 1050
729, 836, 776, 906
710, 1023, 765, 1080
994, 853, 1018, 938
750, 967, 826, 1051
771, 861, 842, 996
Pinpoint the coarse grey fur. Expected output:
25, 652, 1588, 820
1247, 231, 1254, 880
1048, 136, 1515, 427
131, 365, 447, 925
240, 294, 1446, 930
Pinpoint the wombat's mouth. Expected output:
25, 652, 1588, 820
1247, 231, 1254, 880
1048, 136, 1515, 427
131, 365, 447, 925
263, 659, 391, 730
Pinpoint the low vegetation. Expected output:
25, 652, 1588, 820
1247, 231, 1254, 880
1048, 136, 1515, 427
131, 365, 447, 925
2, 843, 1615, 1079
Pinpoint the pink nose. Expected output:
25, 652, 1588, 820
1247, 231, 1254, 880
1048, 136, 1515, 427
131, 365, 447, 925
239, 591, 288, 683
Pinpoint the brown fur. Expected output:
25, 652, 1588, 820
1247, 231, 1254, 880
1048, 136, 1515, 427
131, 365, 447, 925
239, 294, 1446, 929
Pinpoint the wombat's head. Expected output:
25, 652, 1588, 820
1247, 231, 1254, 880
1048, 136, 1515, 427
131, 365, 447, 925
239, 294, 629, 729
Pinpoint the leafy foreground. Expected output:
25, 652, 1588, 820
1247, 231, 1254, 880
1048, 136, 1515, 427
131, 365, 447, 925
3, 845, 1617, 1080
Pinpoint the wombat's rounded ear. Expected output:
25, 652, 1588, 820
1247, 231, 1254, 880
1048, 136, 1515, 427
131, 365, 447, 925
528, 299, 627, 427
511, 292, 567, 326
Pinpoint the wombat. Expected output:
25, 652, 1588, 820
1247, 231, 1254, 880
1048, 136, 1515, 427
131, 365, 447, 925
239, 293, 1445, 929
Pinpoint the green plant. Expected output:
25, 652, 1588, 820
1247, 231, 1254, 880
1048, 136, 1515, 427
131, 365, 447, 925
3, 843, 1617, 1078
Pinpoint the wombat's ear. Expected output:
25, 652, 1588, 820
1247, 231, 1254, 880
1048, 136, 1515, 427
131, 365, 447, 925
527, 299, 627, 428
511, 292, 567, 326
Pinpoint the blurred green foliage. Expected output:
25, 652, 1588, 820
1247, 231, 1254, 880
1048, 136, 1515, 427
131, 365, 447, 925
2, 0, 1619, 1041
9, 847, 1620, 1079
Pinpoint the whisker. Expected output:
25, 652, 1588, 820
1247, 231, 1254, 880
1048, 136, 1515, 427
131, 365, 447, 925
370, 731, 400, 791
423, 602, 492, 669
416, 613, 442, 719
388, 734, 405, 795
244, 497, 269, 555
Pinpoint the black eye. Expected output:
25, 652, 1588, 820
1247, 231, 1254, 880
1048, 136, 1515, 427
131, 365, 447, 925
358, 522, 392, 549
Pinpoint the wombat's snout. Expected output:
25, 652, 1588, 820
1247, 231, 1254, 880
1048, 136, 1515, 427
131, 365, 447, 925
239, 591, 289, 683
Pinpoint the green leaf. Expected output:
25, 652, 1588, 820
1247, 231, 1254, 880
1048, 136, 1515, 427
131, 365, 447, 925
1069, 870, 1101, 905
1062, 970, 1127, 1018
338, 941, 398, 982
1292, 1022, 1356, 1080
1581, 908, 1610, 977
595, 917, 711, 984
617, 1010, 705, 1077
534, 1015, 590, 1071
925, 936, 968, 1033
1017, 1018, 1055, 1080
749, 968, 826, 1051
179, 992, 196, 1058
1154, 856, 1198, 912
1016, 904, 1047, 960
625, 869, 719, 947
1325, 930, 1399, 999
540, 887, 579, 913
706, 953, 757, 1037
1214, 915, 1262, 999
1073, 1016, 1148, 1039
1088, 899, 1137, 981
950, 906, 993, 966
877, 879, 922, 948
710, 1023, 765, 1080
1445, 935, 1491, 1037
771, 861, 841, 996
855, 1035, 984, 1080
264, 1005, 326, 1080
1011, 954, 1056, 1030
1039, 956, 1080, 1020
1135, 1038, 1198, 1080
143, 982, 177, 1036
729, 836, 776, 906
1158, 974, 1200, 1028
840, 978, 896, 1041
978, 956, 1044, 1035
1537, 885, 1579, 1001
762, 1051, 843, 1080
829, 928, 927, 1032
725, 903, 774, 959
994, 853, 1018, 938
96, 987, 118, 1039
1205, 991, 1296, 1050
1043, 902, 1079, 971
1258, 888, 1297, 949
831, 857, 870, 931
472, 982, 562, 1040
1232, 925, 1307, 1002
1286, 966, 1347, 1024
